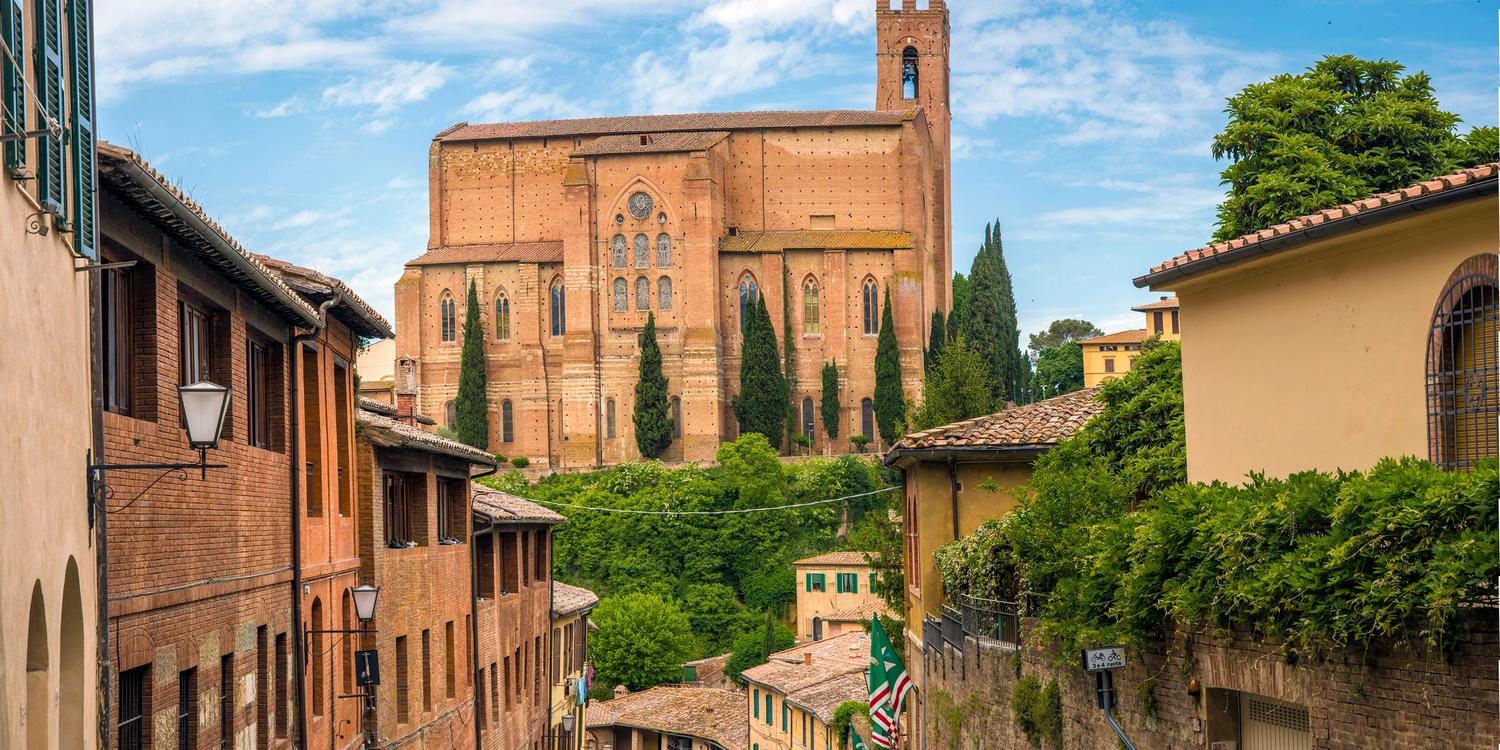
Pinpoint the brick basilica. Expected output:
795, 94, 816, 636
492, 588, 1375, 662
394, 0, 952, 467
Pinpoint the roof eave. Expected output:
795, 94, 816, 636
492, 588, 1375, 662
883, 444, 1052, 468
1136, 177, 1498, 289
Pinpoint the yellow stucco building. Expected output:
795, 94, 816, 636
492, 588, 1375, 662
1136, 163, 1498, 482
552, 582, 599, 750
742, 632, 868, 750
1078, 296, 1180, 387
791, 552, 892, 642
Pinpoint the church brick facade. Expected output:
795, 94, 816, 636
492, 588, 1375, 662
395, 1, 953, 467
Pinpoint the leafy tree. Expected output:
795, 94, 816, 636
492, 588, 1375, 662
911, 337, 995, 431
683, 583, 758, 656
1213, 54, 1498, 241
821, 361, 841, 445
633, 312, 673, 458
948, 272, 970, 340
455, 280, 489, 449
590, 592, 694, 690
740, 564, 796, 614
1027, 318, 1102, 354
733, 296, 788, 448
1031, 343, 1085, 397
872, 288, 906, 445
846, 511, 904, 613
831, 701, 870, 749
925, 310, 947, 372
725, 614, 794, 685
962, 222, 1024, 403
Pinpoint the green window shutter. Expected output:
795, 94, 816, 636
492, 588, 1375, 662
753, 689, 759, 718
850, 573, 858, 593
816, 573, 825, 590
1, 0, 22, 170
34, 0, 62, 211
66, 0, 93, 258
870, 572, 877, 590
805, 573, 811, 592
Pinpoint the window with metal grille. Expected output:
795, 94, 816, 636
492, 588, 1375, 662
274, 633, 288, 737
220, 653, 234, 749
1427, 255, 1499, 471
256, 625, 269, 747
178, 668, 197, 750
1244, 695, 1309, 732
119, 665, 149, 750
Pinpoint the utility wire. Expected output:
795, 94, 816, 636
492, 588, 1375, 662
524, 486, 898, 516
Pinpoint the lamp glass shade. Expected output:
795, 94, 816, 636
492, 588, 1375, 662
351, 585, 380, 621
561, 714, 575, 733
178, 381, 230, 448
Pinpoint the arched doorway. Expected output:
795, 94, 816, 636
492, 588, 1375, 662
26, 580, 49, 749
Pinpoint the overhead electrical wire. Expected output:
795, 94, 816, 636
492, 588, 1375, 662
523, 485, 899, 516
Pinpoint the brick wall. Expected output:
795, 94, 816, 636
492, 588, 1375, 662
474, 522, 553, 750
919, 609, 1498, 749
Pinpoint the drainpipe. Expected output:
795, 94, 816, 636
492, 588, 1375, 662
291, 298, 335, 749
946, 457, 959, 541
470, 513, 496, 750
88, 251, 111, 750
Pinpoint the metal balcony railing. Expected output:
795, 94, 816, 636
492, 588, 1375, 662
957, 594, 1021, 646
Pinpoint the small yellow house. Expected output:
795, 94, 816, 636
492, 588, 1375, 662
1136, 162, 1498, 482
553, 582, 600, 750
1078, 296, 1181, 387
791, 552, 892, 642
742, 632, 868, 750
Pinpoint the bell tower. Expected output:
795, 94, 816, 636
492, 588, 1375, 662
876, 0, 951, 306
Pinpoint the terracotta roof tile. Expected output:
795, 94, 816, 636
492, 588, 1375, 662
719, 230, 912, 253
1078, 329, 1148, 345
407, 241, 563, 267
552, 582, 599, 617
357, 396, 397, 416
252, 253, 394, 339
1139, 162, 1499, 286
573, 131, 730, 156
889, 387, 1104, 454
742, 632, 869, 711
793, 551, 873, 567
585, 687, 748, 750
439, 109, 915, 142
1130, 296, 1179, 312
820, 600, 897, 623
471, 488, 566, 525
356, 408, 497, 466
787, 672, 869, 724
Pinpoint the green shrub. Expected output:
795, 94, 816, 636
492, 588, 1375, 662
933, 516, 1018, 602
830, 700, 868, 750
1036, 678, 1062, 744
850, 435, 870, 453
1011, 674, 1041, 744
510, 456, 529, 468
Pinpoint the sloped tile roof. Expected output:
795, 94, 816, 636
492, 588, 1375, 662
888, 387, 1103, 457
1078, 329, 1147, 346
719, 230, 913, 253
438, 109, 915, 142
356, 396, 398, 417
407, 241, 564, 267
742, 632, 868, 702
585, 687, 748, 750
1137, 163, 1499, 287
356, 408, 497, 466
97, 141, 321, 328
788, 671, 869, 724
1130, 296, 1179, 312
573, 131, 730, 156
471, 487, 565, 525
553, 582, 599, 617
793, 551, 873, 567
252, 253, 394, 339
821, 600, 897, 623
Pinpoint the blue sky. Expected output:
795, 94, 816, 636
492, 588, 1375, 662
96, 0, 1497, 340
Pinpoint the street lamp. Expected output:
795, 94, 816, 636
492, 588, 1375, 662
351, 585, 380, 622
308, 585, 381, 749
87, 380, 232, 516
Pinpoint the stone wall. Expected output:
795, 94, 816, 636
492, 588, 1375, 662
920, 610, 1497, 749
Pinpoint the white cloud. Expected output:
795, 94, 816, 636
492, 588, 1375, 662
460, 88, 595, 123
321, 61, 452, 113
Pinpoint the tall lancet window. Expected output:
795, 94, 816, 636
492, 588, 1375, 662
902, 47, 919, 100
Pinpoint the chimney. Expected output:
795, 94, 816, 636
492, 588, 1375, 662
1160, 295, 1168, 301
803, 652, 813, 666
614, 685, 629, 699
395, 356, 418, 425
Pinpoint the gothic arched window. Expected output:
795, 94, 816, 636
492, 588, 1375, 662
860, 398, 875, 441
494, 289, 511, 341
902, 46, 919, 100
549, 278, 566, 337
671, 396, 682, 439
502, 400, 514, 443
658, 277, 673, 311
633, 234, 649, 269
656, 233, 672, 267
635, 277, 650, 311
439, 290, 456, 343
606, 398, 616, 439
803, 277, 821, 334
739, 275, 759, 332
862, 278, 879, 335
802, 397, 815, 438
613, 278, 628, 312
1426, 254, 1499, 470
611, 234, 627, 269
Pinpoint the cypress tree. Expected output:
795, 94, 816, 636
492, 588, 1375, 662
820, 361, 840, 443
925, 310, 946, 372
948, 272, 970, 341
732, 296, 787, 448
963, 221, 1023, 404
633, 312, 673, 458
873, 288, 905, 445
454, 279, 489, 449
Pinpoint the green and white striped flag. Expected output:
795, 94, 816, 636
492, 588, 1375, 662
867, 617, 911, 748
849, 722, 870, 750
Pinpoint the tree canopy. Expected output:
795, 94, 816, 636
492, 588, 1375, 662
1027, 319, 1102, 354
733, 296, 788, 448
633, 312, 673, 458
590, 592, 695, 691
1031, 343, 1085, 397
961, 222, 1024, 403
911, 337, 995, 431
821, 361, 841, 442
1212, 54, 1497, 241
454, 279, 489, 449
872, 288, 906, 444
925, 310, 947, 372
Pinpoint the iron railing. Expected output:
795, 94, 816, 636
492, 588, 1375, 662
957, 594, 1022, 645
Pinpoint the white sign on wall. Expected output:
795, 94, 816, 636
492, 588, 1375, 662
1081, 646, 1126, 672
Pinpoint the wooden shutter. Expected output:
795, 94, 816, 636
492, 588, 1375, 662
67, 0, 93, 257
1, 0, 21, 169
34, 0, 61, 211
